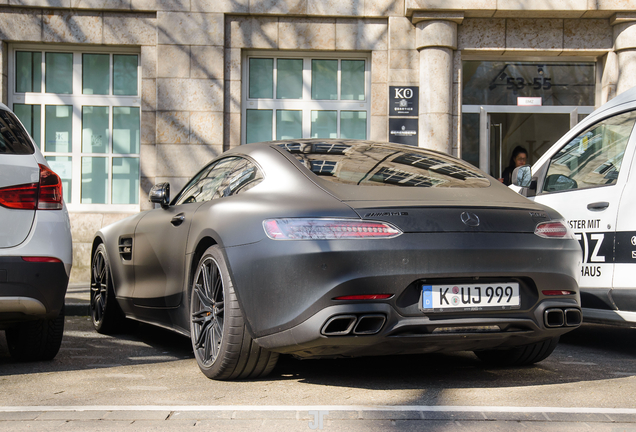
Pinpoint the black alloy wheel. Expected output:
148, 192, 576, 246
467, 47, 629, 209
90, 244, 127, 334
190, 245, 279, 380
191, 255, 225, 367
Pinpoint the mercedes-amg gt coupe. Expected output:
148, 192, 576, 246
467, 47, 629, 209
91, 139, 582, 380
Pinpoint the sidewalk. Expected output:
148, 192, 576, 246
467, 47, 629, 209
65, 283, 90, 316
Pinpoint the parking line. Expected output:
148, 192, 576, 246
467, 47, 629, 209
1, 405, 636, 414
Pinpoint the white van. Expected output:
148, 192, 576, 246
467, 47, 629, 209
513, 87, 636, 327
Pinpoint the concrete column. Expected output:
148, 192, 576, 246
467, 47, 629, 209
612, 14, 636, 98
415, 18, 459, 154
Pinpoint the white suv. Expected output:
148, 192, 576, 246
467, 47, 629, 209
0, 103, 72, 361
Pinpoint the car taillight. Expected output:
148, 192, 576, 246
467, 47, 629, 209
263, 218, 402, 240
0, 182, 39, 210
534, 221, 573, 239
0, 164, 63, 210
37, 164, 63, 210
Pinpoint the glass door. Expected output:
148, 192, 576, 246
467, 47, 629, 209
488, 112, 571, 180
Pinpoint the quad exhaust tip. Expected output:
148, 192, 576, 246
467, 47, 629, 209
321, 315, 357, 336
544, 308, 582, 328
321, 314, 386, 336
353, 314, 386, 335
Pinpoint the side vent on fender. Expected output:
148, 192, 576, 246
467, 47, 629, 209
118, 237, 133, 261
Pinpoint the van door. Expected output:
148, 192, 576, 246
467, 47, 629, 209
612, 143, 636, 314
531, 110, 636, 310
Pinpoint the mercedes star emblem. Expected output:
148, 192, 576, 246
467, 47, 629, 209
461, 211, 480, 227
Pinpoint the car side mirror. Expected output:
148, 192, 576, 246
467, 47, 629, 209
512, 165, 532, 188
149, 182, 170, 209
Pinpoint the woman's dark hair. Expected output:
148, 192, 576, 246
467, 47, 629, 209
507, 146, 528, 169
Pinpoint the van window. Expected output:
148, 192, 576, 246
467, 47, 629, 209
541, 110, 636, 193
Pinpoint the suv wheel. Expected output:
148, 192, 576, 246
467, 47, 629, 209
6, 307, 65, 362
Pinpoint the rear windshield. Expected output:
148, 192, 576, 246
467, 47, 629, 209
0, 109, 35, 155
278, 141, 490, 188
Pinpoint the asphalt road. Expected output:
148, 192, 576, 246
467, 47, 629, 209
1, 317, 636, 431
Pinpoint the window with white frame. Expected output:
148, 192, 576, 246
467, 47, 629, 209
242, 52, 371, 144
9, 45, 141, 211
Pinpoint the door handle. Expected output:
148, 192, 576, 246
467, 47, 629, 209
171, 213, 185, 226
587, 201, 609, 211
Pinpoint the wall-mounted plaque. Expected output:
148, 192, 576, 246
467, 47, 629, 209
389, 118, 418, 146
389, 86, 419, 117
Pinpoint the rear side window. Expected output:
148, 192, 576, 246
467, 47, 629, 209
542, 110, 636, 193
0, 109, 34, 154
172, 157, 263, 205
278, 141, 490, 188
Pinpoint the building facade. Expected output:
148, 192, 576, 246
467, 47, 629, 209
1, 0, 635, 282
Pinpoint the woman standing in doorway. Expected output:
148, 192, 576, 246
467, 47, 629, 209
500, 146, 528, 186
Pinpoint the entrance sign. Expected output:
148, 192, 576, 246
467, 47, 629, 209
389, 86, 419, 116
389, 118, 418, 146
518, 97, 542, 106
462, 61, 595, 106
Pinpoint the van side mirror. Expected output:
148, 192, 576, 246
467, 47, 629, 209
512, 166, 532, 188
149, 182, 170, 208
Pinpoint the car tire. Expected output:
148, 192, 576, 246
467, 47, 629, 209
474, 336, 560, 366
190, 245, 279, 380
90, 243, 128, 334
6, 307, 65, 362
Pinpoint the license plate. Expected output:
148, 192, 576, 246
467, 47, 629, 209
422, 283, 520, 312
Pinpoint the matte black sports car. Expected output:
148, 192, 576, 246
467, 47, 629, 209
91, 139, 582, 380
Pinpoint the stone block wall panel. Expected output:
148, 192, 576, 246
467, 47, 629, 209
248, 0, 308, 15
103, 12, 156, 45
141, 45, 157, 78
142, 78, 157, 111
371, 50, 388, 83
335, 18, 388, 51
279, 17, 336, 50
457, 18, 505, 51
72, 0, 130, 10
307, 0, 364, 17
0, 8, 42, 41
157, 12, 223, 45
131, 0, 190, 11
228, 16, 278, 49
191, 46, 224, 80
506, 19, 563, 51
365, 0, 404, 17
190, 111, 223, 144
42, 10, 103, 43
157, 111, 189, 144
157, 45, 190, 78
156, 144, 222, 177
389, 16, 415, 50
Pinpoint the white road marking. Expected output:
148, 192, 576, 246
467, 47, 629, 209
0, 405, 635, 414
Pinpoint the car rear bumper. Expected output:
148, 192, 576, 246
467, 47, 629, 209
226, 231, 581, 343
253, 299, 581, 358
0, 257, 69, 327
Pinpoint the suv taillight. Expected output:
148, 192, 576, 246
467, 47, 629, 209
0, 164, 63, 210
37, 164, 63, 210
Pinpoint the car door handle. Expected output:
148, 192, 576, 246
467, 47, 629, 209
171, 213, 186, 226
587, 201, 609, 211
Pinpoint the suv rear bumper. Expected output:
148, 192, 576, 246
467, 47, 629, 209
0, 257, 69, 327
